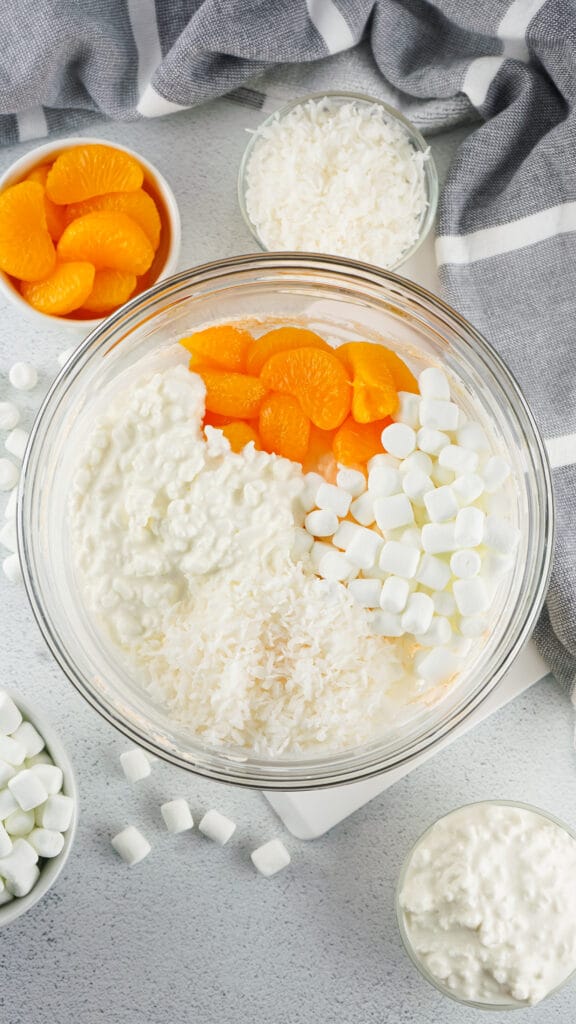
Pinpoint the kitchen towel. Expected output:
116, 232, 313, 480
1, 1, 574, 688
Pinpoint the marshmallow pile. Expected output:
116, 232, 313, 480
113, 747, 291, 877
299, 366, 519, 685
0, 691, 74, 905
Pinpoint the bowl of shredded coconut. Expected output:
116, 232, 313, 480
238, 92, 438, 270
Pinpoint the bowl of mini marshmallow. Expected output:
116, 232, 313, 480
0, 689, 77, 926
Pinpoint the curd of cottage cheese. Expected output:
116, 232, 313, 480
398, 802, 576, 1006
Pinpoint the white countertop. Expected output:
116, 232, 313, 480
0, 98, 574, 1024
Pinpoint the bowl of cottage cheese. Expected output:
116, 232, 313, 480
17, 254, 553, 789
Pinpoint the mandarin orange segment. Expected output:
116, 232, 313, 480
333, 416, 389, 467
180, 325, 253, 372
260, 347, 350, 431
335, 342, 398, 423
64, 189, 161, 248
46, 145, 143, 204
57, 211, 154, 275
0, 181, 56, 282
20, 261, 95, 316
200, 370, 267, 419
25, 164, 67, 241
246, 327, 332, 376
203, 411, 233, 428
259, 394, 311, 464
379, 346, 418, 393
220, 421, 261, 453
81, 269, 136, 314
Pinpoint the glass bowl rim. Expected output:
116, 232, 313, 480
237, 90, 439, 271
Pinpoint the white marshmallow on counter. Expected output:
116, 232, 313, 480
438, 444, 479, 475
455, 506, 485, 548
374, 493, 414, 532
198, 809, 236, 846
416, 427, 450, 455
11, 721, 45, 758
400, 451, 433, 477
392, 391, 420, 428
450, 549, 482, 579
368, 465, 402, 497
332, 521, 362, 550
401, 593, 434, 635
402, 469, 433, 505
0, 520, 16, 553
416, 616, 452, 647
28, 828, 65, 858
336, 466, 365, 497
120, 748, 152, 783
345, 527, 382, 570
0, 761, 16, 787
0, 787, 18, 818
0, 459, 19, 492
381, 423, 416, 459
348, 578, 382, 609
0, 691, 22, 735
8, 769, 48, 811
9, 362, 38, 392
161, 798, 194, 834
484, 515, 521, 555
421, 523, 457, 554
420, 399, 459, 432
451, 473, 484, 506
369, 610, 404, 637
0, 735, 26, 766
291, 528, 314, 559
379, 541, 420, 579
482, 456, 511, 493
317, 549, 355, 583
0, 402, 20, 431
4, 808, 35, 836
458, 614, 489, 637
380, 576, 410, 614
349, 492, 376, 527
57, 347, 76, 368
2, 553, 22, 583
366, 453, 400, 472
251, 838, 291, 878
299, 472, 324, 513
457, 421, 489, 452
453, 578, 490, 616
418, 367, 450, 401
432, 590, 457, 617
30, 763, 63, 795
5, 429, 29, 462
416, 647, 459, 684
416, 553, 452, 591
315, 482, 351, 518
0, 821, 13, 857
4, 488, 17, 521
305, 509, 338, 538
111, 825, 151, 866
423, 486, 458, 524
36, 794, 74, 832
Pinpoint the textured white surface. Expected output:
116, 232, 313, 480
0, 101, 572, 1023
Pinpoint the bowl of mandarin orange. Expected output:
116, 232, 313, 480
0, 137, 180, 327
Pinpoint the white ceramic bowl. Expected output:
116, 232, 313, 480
0, 693, 77, 927
0, 136, 181, 330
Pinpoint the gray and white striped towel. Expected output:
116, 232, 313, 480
1, 1, 574, 688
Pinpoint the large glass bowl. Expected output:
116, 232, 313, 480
18, 254, 553, 790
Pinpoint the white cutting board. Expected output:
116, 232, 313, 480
263, 233, 551, 839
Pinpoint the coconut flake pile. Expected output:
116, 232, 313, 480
244, 97, 429, 268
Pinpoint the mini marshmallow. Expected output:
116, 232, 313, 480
57, 347, 76, 368
4, 488, 17, 521
457, 421, 489, 452
482, 456, 511, 493
451, 473, 484, 506
310, 542, 333, 571
198, 809, 236, 845
111, 825, 151, 866
401, 593, 434, 635
381, 423, 416, 459
0, 520, 16, 552
368, 466, 402, 497
4, 859, 40, 898
30, 763, 63, 795
161, 798, 194, 834
399, 527, 422, 549
251, 838, 291, 878
453, 578, 490, 616
432, 590, 457, 617
416, 553, 451, 591
374, 494, 414, 532
28, 828, 65, 858
291, 528, 313, 559
0, 459, 19, 492
418, 367, 450, 401
305, 509, 338, 538
0, 822, 12, 857
345, 527, 382, 570
379, 541, 420, 578
420, 399, 459, 432
26, 751, 53, 766
11, 721, 45, 758
0, 788, 18, 818
9, 362, 38, 392
0, 735, 25, 766
367, 453, 400, 472
2, 553, 22, 583
402, 469, 433, 505
392, 391, 420, 428
0, 888, 13, 905
317, 549, 355, 583
423, 486, 458, 524
348, 578, 382, 608
333, 521, 362, 550
400, 451, 433, 477
416, 616, 452, 646
482, 551, 514, 577
5, 429, 29, 462
37, 793, 74, 832
349, 493, 375, 526
315, 482, 351, 518
299, 472, 324, 513
4, 808, 35, 836
484, 515, 521, 555
0, 402, 20, 431
416, 427, 450, 456
120, 748, 151, 783
380, 576, 410, 614
438, 445, 479, 475
370, 610, 404, 637
3, 836, 37, 867
416, 647, 459, 684
8, 769, 48, 811
421, 523, 458, 554
0, 692, 22, 735
455, 506, 485, 548
0, 761, 16, 787
450, 549, 482, 579
431, 464, 454, 488
336, 467, 365, 498
459, 614, 489, 637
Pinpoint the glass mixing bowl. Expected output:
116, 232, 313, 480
18, 254, 553, 790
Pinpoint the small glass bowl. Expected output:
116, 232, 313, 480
238, 91, 439, 271
396, 800, 576, 1010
